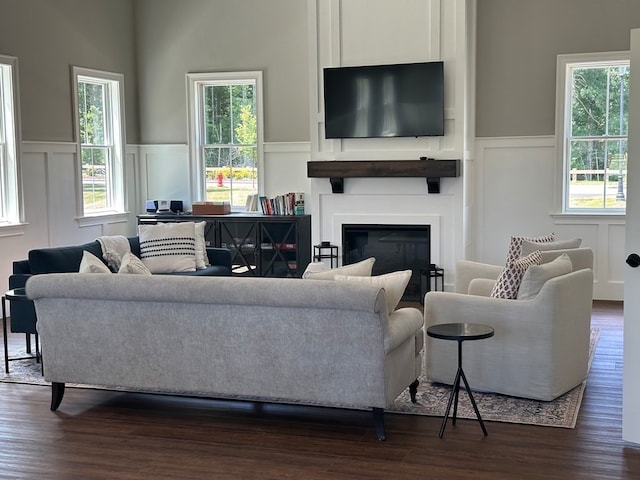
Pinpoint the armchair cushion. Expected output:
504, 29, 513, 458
517, 253, 572, 300
520, 237, 582, 256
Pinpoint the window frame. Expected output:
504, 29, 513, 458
186, 71, 264, 208
0, 54, 23, 227
556, 51, 630, 215
72, 66, 126, 218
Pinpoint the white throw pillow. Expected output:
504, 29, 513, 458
138, 222, 197, 273
194, 221, 209, 269
519, 238, 582, 257
304, 257, 375, 280
118, 251, 152, 275
78, 250, 111, 274
490, 250, 542, 300
517, 253, 573, 300
334, 270, 412, 314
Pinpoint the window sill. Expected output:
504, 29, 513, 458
0, 222, 28, 238
551, 212, 625, 223
75, 212, 130, 227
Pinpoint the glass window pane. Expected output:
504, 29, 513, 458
204, 146, 257, 208
571, 67, 608, 137
78, 82, 106, 145
567, 139, 626, 209
82, 147, 109, 210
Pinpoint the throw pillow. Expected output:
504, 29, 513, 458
517, 253, 573, 300
505, 234, 555, 264
334, 270, 412, 314
519, 237, 582, 257
304, 257, 375, 280
118, 251, 152, 275
490, 250, 542, 300
78, 250, 111, 274
138, 222, 197, 273
194, 221, 209, 269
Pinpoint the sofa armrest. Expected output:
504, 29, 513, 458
385, 307, 423, 353
206, 247, 232, 270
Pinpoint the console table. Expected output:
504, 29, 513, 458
138, 213, 311, 278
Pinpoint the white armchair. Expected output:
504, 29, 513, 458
424, 248, 594, 401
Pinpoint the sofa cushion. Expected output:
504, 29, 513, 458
79, 250, 112, 274
505, 233, 555, 264
118, 252, 152, 275
520, 237, 582, 257
334, 269, 412, 314
490, 250, 542, 299
517, 253, 573, 300
29, 241, 105, 274
303, 257, 375, 280
138, 222, 197, 273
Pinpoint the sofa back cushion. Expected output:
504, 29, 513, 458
29, 241, 105, 274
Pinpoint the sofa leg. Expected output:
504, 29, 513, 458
409, 378, 419, 403
372, 408, 386, 441
51, 382, 65, 411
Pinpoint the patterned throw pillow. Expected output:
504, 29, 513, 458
490, 250, 542, 299
138, 222, 197, 273
505, 234, 555, 264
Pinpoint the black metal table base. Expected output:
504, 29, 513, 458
439, 339, 488, 437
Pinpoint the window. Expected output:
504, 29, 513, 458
557, 52, 629, 213
187, 71, 263, 209
72, 67, 126, 216
0, 54, 22, 226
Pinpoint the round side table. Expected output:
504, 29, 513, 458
427, 322, 494, 437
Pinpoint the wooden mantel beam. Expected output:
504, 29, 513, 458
307, 159, 461, 193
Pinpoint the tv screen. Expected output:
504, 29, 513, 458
323, 61, 444, 139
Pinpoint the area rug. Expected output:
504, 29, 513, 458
388, 327, 600, 428
0, 328, 599, 429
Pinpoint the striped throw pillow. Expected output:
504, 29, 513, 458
138, 222, 197, 273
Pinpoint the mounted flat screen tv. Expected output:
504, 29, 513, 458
323, 61, 444, 139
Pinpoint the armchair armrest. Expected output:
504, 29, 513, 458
455, 260, 503, 293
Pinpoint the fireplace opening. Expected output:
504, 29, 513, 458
342, 224, 430, 302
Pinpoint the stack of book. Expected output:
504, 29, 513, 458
259, 192, 304, 215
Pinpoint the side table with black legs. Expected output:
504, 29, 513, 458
426, 322, 494, 437
2, 287, 41, 374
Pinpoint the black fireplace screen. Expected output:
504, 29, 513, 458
342, 224, 430, 302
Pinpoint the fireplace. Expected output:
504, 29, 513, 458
342, 224, 430, 302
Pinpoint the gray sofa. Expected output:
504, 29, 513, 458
26, 272, 424, 441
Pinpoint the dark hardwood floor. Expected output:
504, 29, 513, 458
1, 301, 639, 479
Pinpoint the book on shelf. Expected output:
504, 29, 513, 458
259, 192, 305, 215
